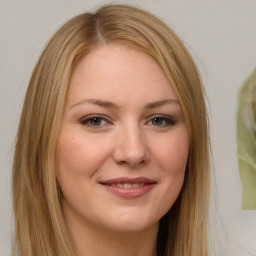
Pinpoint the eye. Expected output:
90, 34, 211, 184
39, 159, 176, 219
147, 115, 175, 127
79, 116, 109, 128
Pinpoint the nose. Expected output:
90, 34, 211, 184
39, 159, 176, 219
112, 124, 149, 168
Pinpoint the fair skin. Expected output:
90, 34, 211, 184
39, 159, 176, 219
56, 43, 189, 256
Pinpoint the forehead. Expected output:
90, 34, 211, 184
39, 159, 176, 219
68, 43, 178, 106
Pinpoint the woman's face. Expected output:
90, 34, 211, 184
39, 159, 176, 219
56, 43, 189, 234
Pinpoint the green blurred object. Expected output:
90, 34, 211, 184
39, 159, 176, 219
237, 67, 256, 210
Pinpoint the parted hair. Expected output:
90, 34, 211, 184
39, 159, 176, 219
12, 4, 210, 256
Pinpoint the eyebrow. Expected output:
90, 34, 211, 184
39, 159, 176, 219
144, 99, 179, 109
69, 98, 179, 110
70, 99, 119, 110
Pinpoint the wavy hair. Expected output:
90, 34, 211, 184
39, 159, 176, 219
12, 4, 210, 256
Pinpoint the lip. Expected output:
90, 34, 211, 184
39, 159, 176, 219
99, 177, 157, 199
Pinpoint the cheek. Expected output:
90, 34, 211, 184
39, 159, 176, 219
153, 130, 189, 175
55, 130, 110, 207
56, 131, 109, 178
149, 129, 189, 213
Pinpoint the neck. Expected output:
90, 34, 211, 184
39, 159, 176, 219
64, 210, 158, 256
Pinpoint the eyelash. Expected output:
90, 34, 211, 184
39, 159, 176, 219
146, 115, 176, 127
79, 115, 176, 128
79, 115, 110, 127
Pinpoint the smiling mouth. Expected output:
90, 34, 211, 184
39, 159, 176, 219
99, 177, 156, 198
103, 182, 148, 188
99, 177, 156, 187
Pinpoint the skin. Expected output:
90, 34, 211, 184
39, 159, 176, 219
56, 43, 189, 256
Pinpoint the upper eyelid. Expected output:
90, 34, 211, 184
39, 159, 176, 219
79, 113, 173, 119
79, 115, 112, 125
145, 114, 176, 125
79, 114, 109, 120
146, 114, 174, 120
78, 114, 175, 125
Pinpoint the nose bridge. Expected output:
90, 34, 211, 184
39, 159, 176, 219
113, 121, 149, 167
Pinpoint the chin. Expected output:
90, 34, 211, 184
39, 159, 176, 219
100, 209, 160, 234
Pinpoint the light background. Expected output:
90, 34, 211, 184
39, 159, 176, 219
0, 0, 255, 255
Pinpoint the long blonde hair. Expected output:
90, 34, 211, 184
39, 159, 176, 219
12, 4, 210, 256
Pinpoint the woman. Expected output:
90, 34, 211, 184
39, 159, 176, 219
12, 4, 210, 256
237, 68, 256, 210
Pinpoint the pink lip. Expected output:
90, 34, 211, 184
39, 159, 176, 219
99, 177, 157, 199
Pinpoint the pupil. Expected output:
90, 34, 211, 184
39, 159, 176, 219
153, 117, 162, 125
90, 118, 101, 125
